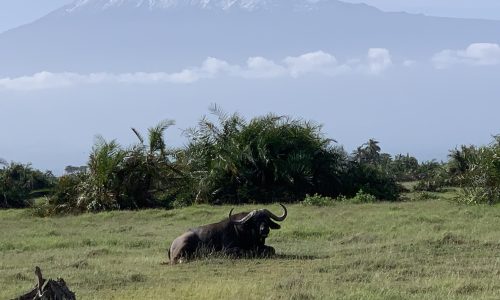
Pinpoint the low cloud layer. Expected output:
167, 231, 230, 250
3, 43, 500, 91
0, 49, 392, 91
432, 43, 500, 69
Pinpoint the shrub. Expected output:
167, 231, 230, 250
302, 194, 334, 206
48, 173, 86, 214
47, 120, 184, 213
350, 189, 377, 204
74, 137, 125, 212
455, 136, 500, 205
0, 162, 55, 209
413, 163, 449, 192
184, 106, 346, 204
342, 162, 401, 201
389, 154, 420, 182
168, 109, 404, 204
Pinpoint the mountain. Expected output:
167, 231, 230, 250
1, 0, 499, 76
62, 0, 305, 12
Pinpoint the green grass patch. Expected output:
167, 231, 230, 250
2, 195, 500, 299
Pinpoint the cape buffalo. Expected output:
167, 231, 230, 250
168, 204, 287, 264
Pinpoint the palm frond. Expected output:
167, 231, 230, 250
131, 127, 144, 144
209, 103, 228, 123
148, 120, 175, 154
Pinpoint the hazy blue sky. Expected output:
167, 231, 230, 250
1, 0, 499, 173
344, 0, 500, 20
0, 0, 69, 33
1, 0, 500, 33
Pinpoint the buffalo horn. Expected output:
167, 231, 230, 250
262, 203, 287, 221
229, 209, 257, 224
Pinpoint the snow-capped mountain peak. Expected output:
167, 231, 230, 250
64, 0, 291, 13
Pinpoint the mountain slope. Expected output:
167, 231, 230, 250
1, 0, 499, 76
63, 0, 286, 12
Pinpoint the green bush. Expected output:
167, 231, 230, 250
48, 173, 86, 213
302, 194, 334, 206
47, 121, 184, 213
455, 136, 500, 205
350, 189, 377, 204
0, 162, 55, 208
184, 106, 346, 204
72, 137, 125, 212
413, 163, 449, 192
49, 173, 87, 206
389, 154, 420, 182
342, 162, 401, 201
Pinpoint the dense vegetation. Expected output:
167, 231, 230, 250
180, 108, 397, 204
1, 109, 498, 214
41, 121, 184, 214
453, 136, 500, 204
0, 160, 55, 208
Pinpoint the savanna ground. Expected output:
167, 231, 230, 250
2, 189, 500, 299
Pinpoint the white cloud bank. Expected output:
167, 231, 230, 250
0, 49, 392, 91
366, 48, 393, 74
432, 43, 500, 69
284, 51, 339, 77
5, 44, 500, 91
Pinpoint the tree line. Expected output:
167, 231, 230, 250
1, 107, 499, 214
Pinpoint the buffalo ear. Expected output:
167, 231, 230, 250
269, 221, 281, 229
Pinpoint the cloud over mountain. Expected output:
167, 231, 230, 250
432, 43, 500, 68
366, 48, 392, 74
284, 51, 339, 77
0, 49, 394, 91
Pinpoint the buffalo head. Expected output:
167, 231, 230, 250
229, 203, 287, 241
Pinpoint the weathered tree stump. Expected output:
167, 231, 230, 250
13, 266, 76, 300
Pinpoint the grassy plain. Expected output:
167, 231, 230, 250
2, 191, 500, 299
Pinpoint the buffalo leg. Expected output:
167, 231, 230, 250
257, 245, 275, 257
223, 247, 243, 258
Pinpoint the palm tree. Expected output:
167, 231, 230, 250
77, 136, 126, 211
132, 119, 175, 158
127, 119, 183, 208
366, 139, 381, 157
354, 139, 381, 164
